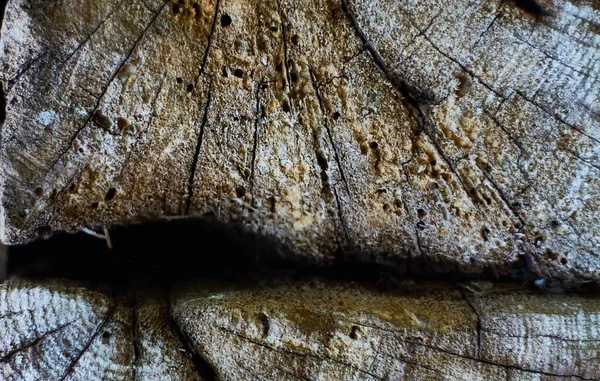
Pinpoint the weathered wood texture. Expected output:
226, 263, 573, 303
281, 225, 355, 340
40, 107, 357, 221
1, 0, 599, 280
1, 279, 599, 380
0, 280, 203, 380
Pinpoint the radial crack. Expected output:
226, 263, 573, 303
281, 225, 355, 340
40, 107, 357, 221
194, 0, 221, 85
57, 0, 128, 70
0, 321, 73, 363
249, 81, 266, 207
276, 0, 293, 97
59, 304, 118, 380
47, 0, 171, 175
218, 325, 385, 380
308, 69, 351, 195
185, 77, 213, 215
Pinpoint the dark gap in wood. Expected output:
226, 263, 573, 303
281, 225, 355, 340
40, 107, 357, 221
4, 218, 597, 292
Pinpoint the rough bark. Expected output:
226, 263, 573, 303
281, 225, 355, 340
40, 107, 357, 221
0, 278, 598, 380
1, 0, 599, 281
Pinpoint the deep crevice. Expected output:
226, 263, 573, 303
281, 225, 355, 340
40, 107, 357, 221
5, 217, 597, 291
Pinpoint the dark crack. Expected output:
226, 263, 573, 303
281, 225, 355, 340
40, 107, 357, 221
47, 0, 171, 175
308, 68, 351, 249
344, 317, 594, 380
516, 90, 600, 145
249, 81, 267, 208
0, 321, 73, 363
308, 68, 351, 196
185, 77, 213, 215
460, 291, 482, 360
57, 0, 128, 70
475, 161, 527, 228
131, 308, 140, 381
167, 300, 219, 381
5, 52, 48, 93
193, 0, 220, 85
59, 304, 118, 380
218, 325, 385, 380
340, 0, 487, 219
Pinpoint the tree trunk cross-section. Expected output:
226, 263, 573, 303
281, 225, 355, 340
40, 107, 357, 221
0, 279, 599, 380
1, 0, 599, 279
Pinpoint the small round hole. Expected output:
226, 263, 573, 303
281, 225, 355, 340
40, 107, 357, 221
34, 187, 43, 196
235, 186, 246, 198
290, 73, 298, 83
333, 111, 341, 120
291, 34, 300, 45
176, 77, 183, 84
186, 84, 194, 92
105, 187, 117, 201
369, 141, 379, 149
234, 69, 244, 78
221, 14, 232, 27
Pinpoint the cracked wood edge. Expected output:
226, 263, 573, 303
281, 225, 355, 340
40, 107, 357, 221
171, 279, 600, 380
1, 0, 599, 280
1, 278, 599, 379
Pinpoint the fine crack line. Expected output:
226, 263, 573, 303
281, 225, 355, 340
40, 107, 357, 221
218, 325, 385, 380
249, 81, 268, 208
345, 318, 593, 380
59, 304, 118, 381
459, 290, 482, 360
516, 90, 600, 145
308, 68, 351, 196
185, 77, 213, 215
46, 0, 171, 176
308, 68, 350, 247
57, 0, 128, 70
475, 162, 527, 228
340, 0, 487, 218
0, 321, 73, 363
131, 307, 140, 381
117, 78, 165, 182
470, 12, 501, 51
276, 0, 292, 98
6, 52, 48, 93
193, 0, 220, 86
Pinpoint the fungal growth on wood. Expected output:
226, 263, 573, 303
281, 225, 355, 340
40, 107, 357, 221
0, 0, 599, 378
